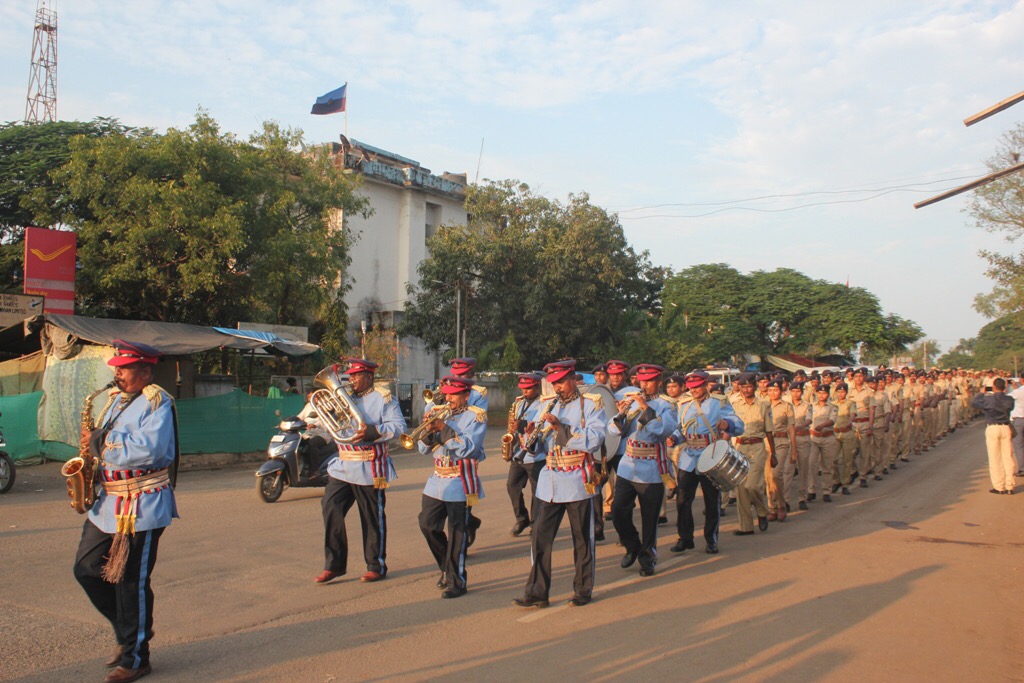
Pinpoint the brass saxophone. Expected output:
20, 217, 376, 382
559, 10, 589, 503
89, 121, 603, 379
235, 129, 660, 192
501, 399, 522, 462
61, 381, 117, 514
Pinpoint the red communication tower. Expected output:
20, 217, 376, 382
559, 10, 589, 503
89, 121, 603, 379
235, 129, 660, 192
25, 0, 58, 123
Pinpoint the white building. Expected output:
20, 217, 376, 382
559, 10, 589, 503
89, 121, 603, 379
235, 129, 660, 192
333, 136, 468, 383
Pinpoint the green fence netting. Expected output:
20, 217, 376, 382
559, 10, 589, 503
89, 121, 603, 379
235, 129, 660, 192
0, 388, 306, 461
176, 389, 306, 454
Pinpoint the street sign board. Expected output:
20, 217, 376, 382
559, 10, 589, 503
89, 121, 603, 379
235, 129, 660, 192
0, 293, 45, 328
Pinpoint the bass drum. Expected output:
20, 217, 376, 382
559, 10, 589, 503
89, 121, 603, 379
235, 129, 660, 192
580, 384, 620, 458
696, 440, 750, 491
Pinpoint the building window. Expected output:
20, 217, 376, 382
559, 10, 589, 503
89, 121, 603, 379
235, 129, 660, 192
425, 202, 441, 242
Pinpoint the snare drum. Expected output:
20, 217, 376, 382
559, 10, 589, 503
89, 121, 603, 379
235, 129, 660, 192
696, 440, 750, 491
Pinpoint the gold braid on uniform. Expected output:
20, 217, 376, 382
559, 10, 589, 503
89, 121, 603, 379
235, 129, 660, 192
557, 390, 580, 406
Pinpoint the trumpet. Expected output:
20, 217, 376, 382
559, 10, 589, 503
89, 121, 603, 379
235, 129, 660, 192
400, 406, 452, 450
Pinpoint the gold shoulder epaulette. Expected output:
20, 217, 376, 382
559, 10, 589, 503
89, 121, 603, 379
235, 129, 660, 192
142, 383, 172, 409
374, 383, 392, 402
582, 392, 604, 410
468, 405, 488, 422
659, 393, 678, 405
473, 384, 487, 397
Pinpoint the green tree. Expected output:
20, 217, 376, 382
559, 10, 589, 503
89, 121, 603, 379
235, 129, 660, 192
937, 337, 977, 369
0, 118, 131, 291
30, 112, 369, 357
971, 314, 1024, 372
967, 122, 1024, 318
399, 180, 653, 369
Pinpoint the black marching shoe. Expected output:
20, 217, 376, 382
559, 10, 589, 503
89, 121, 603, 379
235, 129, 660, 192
889, 463, 898, 470
807, 493, 816, 502
513, 596, 549, 608
705, 544, 719, 554
658, 515, 669, 526
621, 550, 639, 568
873, 475, 884, 481
841, 486, 851, 495
831, 482, 841, 493
758, 516, 769, 531
594, 532, 606, 542
442, 585, 467, 599
798, 501, 809, 511
639, 566, 655, 577
436, 572, 447, 590
509, 519, 530, 537
671, 538, 695, 553
734, 529, 754, 536
568, 594, 592, 606
466, 515, 481, 547
823, 494, 832, 503
859, 478, 868, 488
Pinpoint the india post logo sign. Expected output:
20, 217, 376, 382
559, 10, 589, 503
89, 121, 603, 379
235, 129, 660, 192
24, 226, 76, 315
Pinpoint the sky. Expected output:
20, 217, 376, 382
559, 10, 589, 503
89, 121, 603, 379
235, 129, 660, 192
2, 0, 1022, 355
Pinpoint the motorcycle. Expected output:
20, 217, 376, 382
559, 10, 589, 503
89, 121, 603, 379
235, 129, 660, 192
0, 412, 14, 494
255, 414, 334, 503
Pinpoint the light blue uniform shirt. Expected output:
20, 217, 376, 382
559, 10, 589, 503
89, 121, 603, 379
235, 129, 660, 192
612, 386, 640, 456
532, 392, 608, 503
670, 395, 745, 473
418, 406, 488, 502
609, 395, 676, 484
326, 387, 406, 486
89, 387, 178, 534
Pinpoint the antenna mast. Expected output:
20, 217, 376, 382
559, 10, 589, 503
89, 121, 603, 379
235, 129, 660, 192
25, 0, 58, 123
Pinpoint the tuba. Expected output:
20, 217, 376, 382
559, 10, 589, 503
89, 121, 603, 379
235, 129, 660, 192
309, 365, 368, 444
62, 381, 117, 514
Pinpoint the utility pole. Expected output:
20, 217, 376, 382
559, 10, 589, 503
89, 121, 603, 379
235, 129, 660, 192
25, 0, 58, 123
454, 280, 461, 358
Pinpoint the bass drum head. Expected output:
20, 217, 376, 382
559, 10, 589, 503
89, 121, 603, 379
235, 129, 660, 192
581, 384, 620, 457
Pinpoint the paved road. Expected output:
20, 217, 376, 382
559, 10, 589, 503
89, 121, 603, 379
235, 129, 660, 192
2, 421, 1022, 682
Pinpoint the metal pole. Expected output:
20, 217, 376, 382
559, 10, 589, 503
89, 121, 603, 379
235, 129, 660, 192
455, 281, 461, 358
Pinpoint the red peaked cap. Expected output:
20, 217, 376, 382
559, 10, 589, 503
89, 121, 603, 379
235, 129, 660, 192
543, 360, 576, 383
606, 360, 629, 375
341, 358, 378, 375
449, 358, 476, 376
685, 370, 710, 388
633, 364, 665, 382
518, 372, 543, 389
108, 339, 162, 367
440, 374, 473, 394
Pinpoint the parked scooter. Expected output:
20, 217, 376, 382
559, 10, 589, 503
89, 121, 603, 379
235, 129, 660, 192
0, 412, 14, 494
255, 414, 334, 502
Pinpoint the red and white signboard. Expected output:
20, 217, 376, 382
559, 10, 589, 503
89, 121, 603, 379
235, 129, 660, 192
24, 226, 76, 315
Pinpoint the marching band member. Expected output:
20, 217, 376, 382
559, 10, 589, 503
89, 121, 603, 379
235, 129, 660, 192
74, 340, 177, 683
597, 359, 637, 539
505, 372, 545, 536
609, 364, 675, 576
514, 360, 606, 608
417, 375, 488, 598
666, 370, 743, 555
447, 357, 487, 544
316, 359, 405, 585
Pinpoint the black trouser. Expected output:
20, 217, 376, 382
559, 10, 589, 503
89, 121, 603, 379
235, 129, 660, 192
321, 477, 387, 575
594, 452, 621, 536
418, 496, 469, 590
506, 460, 542, 525
74, 522, 164, 670
611, 477, 664, 570
524, 498, 595, 601
677, 469, 720, 547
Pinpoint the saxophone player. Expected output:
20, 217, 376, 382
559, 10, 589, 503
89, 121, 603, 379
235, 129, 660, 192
74, 340, 177, 683
505, 372, 544, 537
316, 358, 405, 585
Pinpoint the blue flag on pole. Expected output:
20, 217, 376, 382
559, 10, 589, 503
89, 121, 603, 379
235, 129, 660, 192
311, 84, 347, 115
